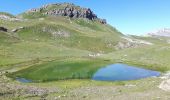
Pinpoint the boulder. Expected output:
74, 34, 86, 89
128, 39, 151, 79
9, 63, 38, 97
100, 19, 107, 24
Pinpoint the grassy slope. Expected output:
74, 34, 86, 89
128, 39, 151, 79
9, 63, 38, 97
0, 16, 122, 65
102, 43, 170, 72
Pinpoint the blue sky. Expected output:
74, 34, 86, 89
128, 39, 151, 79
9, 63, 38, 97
0, 0, 170, 35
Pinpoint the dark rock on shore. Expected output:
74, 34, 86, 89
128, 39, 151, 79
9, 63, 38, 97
0, 27, 8, 32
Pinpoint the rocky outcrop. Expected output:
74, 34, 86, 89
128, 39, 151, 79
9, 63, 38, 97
115, 37, 153, 49
27, 3, 107, 24
45, 7, 98, 20
0, 27, 8, 32
0, 14, 22, 21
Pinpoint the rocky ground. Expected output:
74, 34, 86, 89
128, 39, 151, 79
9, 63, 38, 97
1, 68, 170, 100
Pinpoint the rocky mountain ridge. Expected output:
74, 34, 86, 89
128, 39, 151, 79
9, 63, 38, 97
26, 3, 107, 24
148, 28, 170, 37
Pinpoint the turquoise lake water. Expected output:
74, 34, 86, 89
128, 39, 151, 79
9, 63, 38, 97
92, 63, 160, 81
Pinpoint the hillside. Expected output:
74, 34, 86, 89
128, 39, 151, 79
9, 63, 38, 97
0, 3, 126, 72
1, 3, 169, 80
20, 3, 107, 24
1, 2, 170, 100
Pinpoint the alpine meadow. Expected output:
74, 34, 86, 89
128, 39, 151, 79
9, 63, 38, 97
0, 2, 170, 100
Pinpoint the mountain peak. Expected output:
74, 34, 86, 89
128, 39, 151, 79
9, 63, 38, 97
24, 3, 107, 24
148, 28, 170, 37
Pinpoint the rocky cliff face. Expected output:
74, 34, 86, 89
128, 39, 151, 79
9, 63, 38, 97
26, 3, 107, 24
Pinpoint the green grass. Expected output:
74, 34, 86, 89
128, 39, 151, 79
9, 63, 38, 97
102, 44, 170, 72
0, 32, 19, 44
0, 41, 91, 66
9, 58, 113, 82
74, 19, 105, 31
20, 12, 46, 19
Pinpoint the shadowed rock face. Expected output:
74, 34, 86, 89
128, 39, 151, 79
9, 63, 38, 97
46, 7, 97, 20
27, 3, 107, 24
